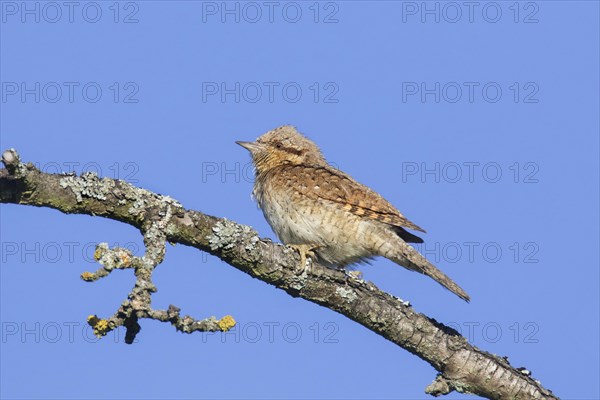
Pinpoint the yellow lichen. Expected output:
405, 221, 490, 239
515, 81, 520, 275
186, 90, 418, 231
217, 315, 236, 332
87, 315, 110, 338
81, 271, 95, 281
94, 320, 109, 337
94, 247, 104, 261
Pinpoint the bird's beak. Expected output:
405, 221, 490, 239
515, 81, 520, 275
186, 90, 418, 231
236, 141, 263, 153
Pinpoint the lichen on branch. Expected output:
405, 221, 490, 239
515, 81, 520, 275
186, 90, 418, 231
0, 149, 557, 399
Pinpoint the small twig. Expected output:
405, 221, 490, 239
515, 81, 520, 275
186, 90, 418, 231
84, 219, 236, 343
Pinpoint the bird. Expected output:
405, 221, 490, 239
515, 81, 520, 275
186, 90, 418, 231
236, 125, 470, 302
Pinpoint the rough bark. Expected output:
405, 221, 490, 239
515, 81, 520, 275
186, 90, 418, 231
0, 149, 558, 399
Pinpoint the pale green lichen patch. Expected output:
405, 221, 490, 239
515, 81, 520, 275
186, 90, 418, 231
207, 219, 257, 251
289, 271, 308, 291
126, 190, 183, 220
127, 197, 148, 216
336, 286, 358, 303
245, 235, 260, 251
59, 172, 115, 203
161, 195, 183, 209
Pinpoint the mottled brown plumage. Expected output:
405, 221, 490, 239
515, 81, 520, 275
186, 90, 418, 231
237, 125, 470, 301
269, 164, 426, 233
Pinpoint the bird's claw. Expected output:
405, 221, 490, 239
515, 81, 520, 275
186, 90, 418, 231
288, 244, 321, 271
346, 270, 364, 280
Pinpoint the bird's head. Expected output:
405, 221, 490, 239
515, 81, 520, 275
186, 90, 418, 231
236, 125, 326, 173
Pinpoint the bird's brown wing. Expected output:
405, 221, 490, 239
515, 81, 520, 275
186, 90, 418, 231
278, 164, 426, 233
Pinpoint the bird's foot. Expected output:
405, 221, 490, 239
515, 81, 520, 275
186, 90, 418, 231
288, 243, 321, 272
346, 270, 364, 280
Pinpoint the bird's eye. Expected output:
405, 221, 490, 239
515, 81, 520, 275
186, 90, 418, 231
275, 143, 283, 149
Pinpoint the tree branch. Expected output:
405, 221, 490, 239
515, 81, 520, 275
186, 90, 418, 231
0, 149, 557, 399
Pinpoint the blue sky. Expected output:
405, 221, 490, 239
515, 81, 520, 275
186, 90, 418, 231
1, 1, 599, 399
